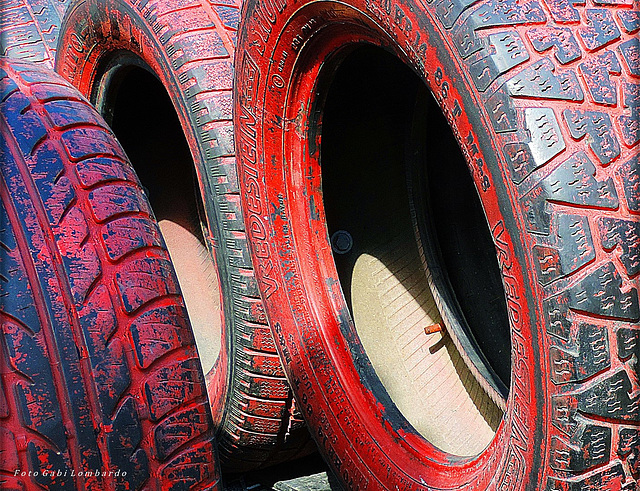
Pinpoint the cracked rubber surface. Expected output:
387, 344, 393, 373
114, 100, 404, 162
0, 58, 219, 490
56, 0, 314, 472
234, 0, 640, 487
0, 0, 68, 67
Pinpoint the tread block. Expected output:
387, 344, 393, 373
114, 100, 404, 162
618, 153, 640, 212
101, 216, 164, 262
88, 184, 151, 223
201, 122, 235, 160
230, 411, 282, 434
171, 30, 228, 69
157, 7, 217, 43
569, 262, 638, 319
619, 38, 640, 77
29, 82, 84, 102
219, 193, 244, 231
236, 295, 267, 324
242, 396, 287, 419
0, 6, 33, 31
617, 328, 639, 360
44, 99, 106, 130
153, 402, 212, 461
485, 87, 518, 133
0, 207, 40, 330
29, 141, 75, 226
225, 230, 253, 269
56, 206, 101, 304
13, 66, 68, 86
0, 76, 19, 102
552, 393, 580, 436
544, 262, 638, 339
1, 92, 47, 156
550, 425, 611, 472
60, 127, 126, 161
550, 323, 610, 382
196, 91, 233, 122
93, 338, 131, 419
107, 398, 150, 490
433, 0, 476, 30
521, 151, 618, 234
240, 321, 277, 352
130, 304, 193, 369
208, 156, 239, 194
577, 370, 640, 421
527, 26, 581, 64
597, 217, 640, 276
115, 256, 180, 313
77, 285, 130, 417
27, 442, 74, 489
75, 157, 139, 188
563, 109, 620, 165
506, 58, 583, 101
469, 32, 529, 91
502, 107, 565, 183
618, 428, 640, 478
618, 11, 640, 33
144, 358, 205, 421
541, 0, 579, 22
2, 320, 67, 450
241, 351, 285, 377
1, 25, 48, 63
0, 427, 19, 472
241, 372, 290, 399
231, 267, 261, 298
160, 439, 219, 490
579, 9, 621, 51
450, 0, 545, 57
547, 463, 625, 490
618, 82, 640, 146
578, 50, 621, 105
211, 4, 240, 30
533, 214, 595, 285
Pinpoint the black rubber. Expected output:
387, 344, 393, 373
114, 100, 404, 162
56, 0, 315, 472
0, 58, 220, 490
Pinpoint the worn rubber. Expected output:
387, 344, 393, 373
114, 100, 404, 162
234, 0, 640, 487
56, 0, 314, 471
0, 0, 68, 67
0, 58, 220, 490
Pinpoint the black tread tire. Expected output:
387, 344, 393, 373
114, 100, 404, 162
55, 0, 314, 472
0, 58, 220, 490
232, 0, 640, 487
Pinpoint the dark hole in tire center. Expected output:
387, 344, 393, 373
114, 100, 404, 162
319, 46, 512, 402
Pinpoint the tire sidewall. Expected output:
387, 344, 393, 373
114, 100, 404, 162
235, 0, 547, 488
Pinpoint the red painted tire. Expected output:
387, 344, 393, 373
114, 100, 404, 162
234, 0, 640, 488
0, 59, 219, 490
56, 0, 314, 471
0, 0, 69, 67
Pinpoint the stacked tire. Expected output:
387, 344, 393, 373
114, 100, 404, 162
1, 0, 637, 488
232, 0, 639, 489
0, 59, 219, 490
